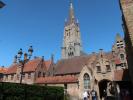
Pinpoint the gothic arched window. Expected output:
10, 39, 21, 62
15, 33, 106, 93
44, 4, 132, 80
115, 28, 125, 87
84, 73, 90, 89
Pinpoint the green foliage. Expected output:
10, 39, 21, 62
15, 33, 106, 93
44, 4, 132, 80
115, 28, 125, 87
0, 82, 64, 100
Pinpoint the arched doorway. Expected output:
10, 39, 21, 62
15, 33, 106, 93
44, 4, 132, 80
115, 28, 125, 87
98, 79, 110, 99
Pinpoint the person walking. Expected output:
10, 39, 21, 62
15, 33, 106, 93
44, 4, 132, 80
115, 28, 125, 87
83, 91, 88, 100
91, 89, 97, 100
87, 90, 90, 100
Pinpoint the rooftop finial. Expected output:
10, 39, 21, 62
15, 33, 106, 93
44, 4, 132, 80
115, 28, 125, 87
68, 0, 75, 24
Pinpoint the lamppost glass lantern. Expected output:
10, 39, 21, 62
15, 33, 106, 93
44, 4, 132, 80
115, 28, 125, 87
28, 46, 33, 58
17, 48, 23, 60
16, 46, 33, 84
0, 1, 5, 8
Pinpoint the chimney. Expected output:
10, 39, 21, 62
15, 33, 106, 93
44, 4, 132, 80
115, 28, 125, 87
42, 56, 44, 61
34, 56, 39, 59
51, 54, 54, 63
99, 49, 103, 58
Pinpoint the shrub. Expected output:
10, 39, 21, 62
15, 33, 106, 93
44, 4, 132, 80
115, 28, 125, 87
0, 82, 64, 100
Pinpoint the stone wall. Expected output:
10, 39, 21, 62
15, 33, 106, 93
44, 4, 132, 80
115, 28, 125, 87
120, 0, 133, 84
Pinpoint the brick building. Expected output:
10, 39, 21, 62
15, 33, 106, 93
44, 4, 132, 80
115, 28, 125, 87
1, 1, 132, 100
0, 67, 7, 82
119, 0, 133, 86
3, 57, 52, 84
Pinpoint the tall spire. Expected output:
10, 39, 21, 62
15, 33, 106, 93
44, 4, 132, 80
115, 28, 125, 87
68, 0, 75, 24
62, 0, 82, 59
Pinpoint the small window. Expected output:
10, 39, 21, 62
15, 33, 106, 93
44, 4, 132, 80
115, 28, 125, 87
38, 72, 41, 77
17, 75, 19, 80
6, 75, 8, 80
28, 73, 31, 79
43, 72, 45, 77
11, 74, 14, 80
64, 84, 67, 94
68, 52, 74, 57
64, 84, 67, 89
120, 54, 124, 60
121, 63, 126, 68
96, 66, 101, 73
124, 63, 126, 67
22, 73, 25, 79
106, 65, 111, 72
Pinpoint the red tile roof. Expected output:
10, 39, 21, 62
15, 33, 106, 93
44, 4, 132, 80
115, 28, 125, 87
45, 60, 52, 71
35, 75, 78, 84
0, 67, 7, 73
54, 56, 94, 75
5, 58, 52, 74
23, 58, 52, 72
5, 64, 18, 74
23, 58, 42, 72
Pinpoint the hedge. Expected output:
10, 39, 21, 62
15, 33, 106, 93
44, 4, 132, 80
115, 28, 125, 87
0, 82, 64, 100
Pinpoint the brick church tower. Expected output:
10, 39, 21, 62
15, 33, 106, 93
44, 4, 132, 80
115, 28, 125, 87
61, 1, 82, 59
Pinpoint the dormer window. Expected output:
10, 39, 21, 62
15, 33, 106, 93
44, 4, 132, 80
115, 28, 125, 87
106, 65, 111, 72
43, 72, 45, 77
96, 66, 101, 73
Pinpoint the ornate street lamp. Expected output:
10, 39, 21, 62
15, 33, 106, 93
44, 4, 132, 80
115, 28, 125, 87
0, 1, 5, 8
16, 46, 33, 84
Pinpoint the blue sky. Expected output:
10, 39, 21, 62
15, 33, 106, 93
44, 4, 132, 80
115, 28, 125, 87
0, 0, 123, 67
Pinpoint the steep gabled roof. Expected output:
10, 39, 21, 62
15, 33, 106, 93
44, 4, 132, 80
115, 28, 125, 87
5, 58, 52, 74
45, 60, 52, 71
23, 58, 42, 72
